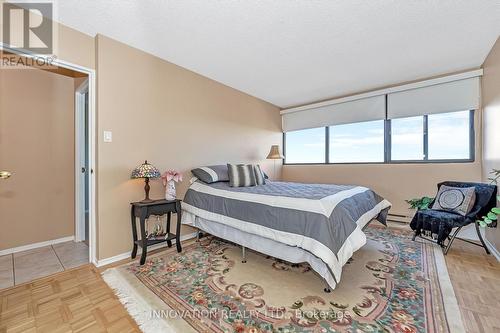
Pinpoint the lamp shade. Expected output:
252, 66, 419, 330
266, 145, 284, 159
131, 160, 161, 179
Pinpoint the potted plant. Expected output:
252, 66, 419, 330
405, 196, 434, 211
477, 196, 500, 227
477, 169, 500, 227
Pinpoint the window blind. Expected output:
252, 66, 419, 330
387, 77, 480, 119
281, 95, 386, 132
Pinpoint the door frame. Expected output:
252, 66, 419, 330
1, 42, 98, 265
75, 79, 89, 243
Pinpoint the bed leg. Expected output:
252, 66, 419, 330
241, 246, 247, 263
323, 279, 332, 293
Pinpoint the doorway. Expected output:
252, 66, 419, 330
0, 45, 96, 288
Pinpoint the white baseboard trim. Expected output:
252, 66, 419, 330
0, 236, 75, 256
96, 232, 198, 268
485, 238, 500, 262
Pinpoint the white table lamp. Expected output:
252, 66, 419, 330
266, 145, 284, 180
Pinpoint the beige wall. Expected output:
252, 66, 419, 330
282, 107, 483, 216
95, 35, 281, 260
55, 24, 95, 70
0, 68, 76, 250
482, 37, 500, 252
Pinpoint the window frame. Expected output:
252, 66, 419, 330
283, 110, 475, 165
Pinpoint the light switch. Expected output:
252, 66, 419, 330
103, 131, 113, 143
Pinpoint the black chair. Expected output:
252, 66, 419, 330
410, 181, 497, 255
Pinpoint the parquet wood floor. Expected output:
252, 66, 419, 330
445, 240, 500, 333
0, 264, 140, 333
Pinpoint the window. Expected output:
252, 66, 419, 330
283, 110, 474, 164
428, 111, 471, 160
389, 110, 473, 162
284, 127, 326, 164
329, 120, 385, 163
391, 116, 424, 161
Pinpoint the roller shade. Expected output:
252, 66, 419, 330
387, 77, 480, 119
282, 95, 386, 132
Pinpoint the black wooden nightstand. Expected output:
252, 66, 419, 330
130, 199, 182, 265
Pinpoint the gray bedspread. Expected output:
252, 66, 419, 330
182, 180, 391, 283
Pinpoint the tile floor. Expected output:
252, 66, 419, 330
0, 241, 88, 289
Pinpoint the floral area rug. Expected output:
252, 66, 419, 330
103, 226, 465, 333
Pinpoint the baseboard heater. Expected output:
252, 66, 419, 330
386, 213, 412, 224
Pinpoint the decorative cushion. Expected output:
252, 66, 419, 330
431, 185, 476, 216
227, 164, 257, 187
191, 165, 229, 184
253, 164, 266, 185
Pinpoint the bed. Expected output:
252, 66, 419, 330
181, 180, 391, 290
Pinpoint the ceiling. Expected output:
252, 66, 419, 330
54, 1, 500, 108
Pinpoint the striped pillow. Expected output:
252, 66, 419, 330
227, 164, 257, 187
191, 165, 229, 183
253, 164, 266, 185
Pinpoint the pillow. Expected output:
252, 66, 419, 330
191, 165, 229, 184
227, 164, 257, 187
253, 164, 266, 185
431, 185, 476, 216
